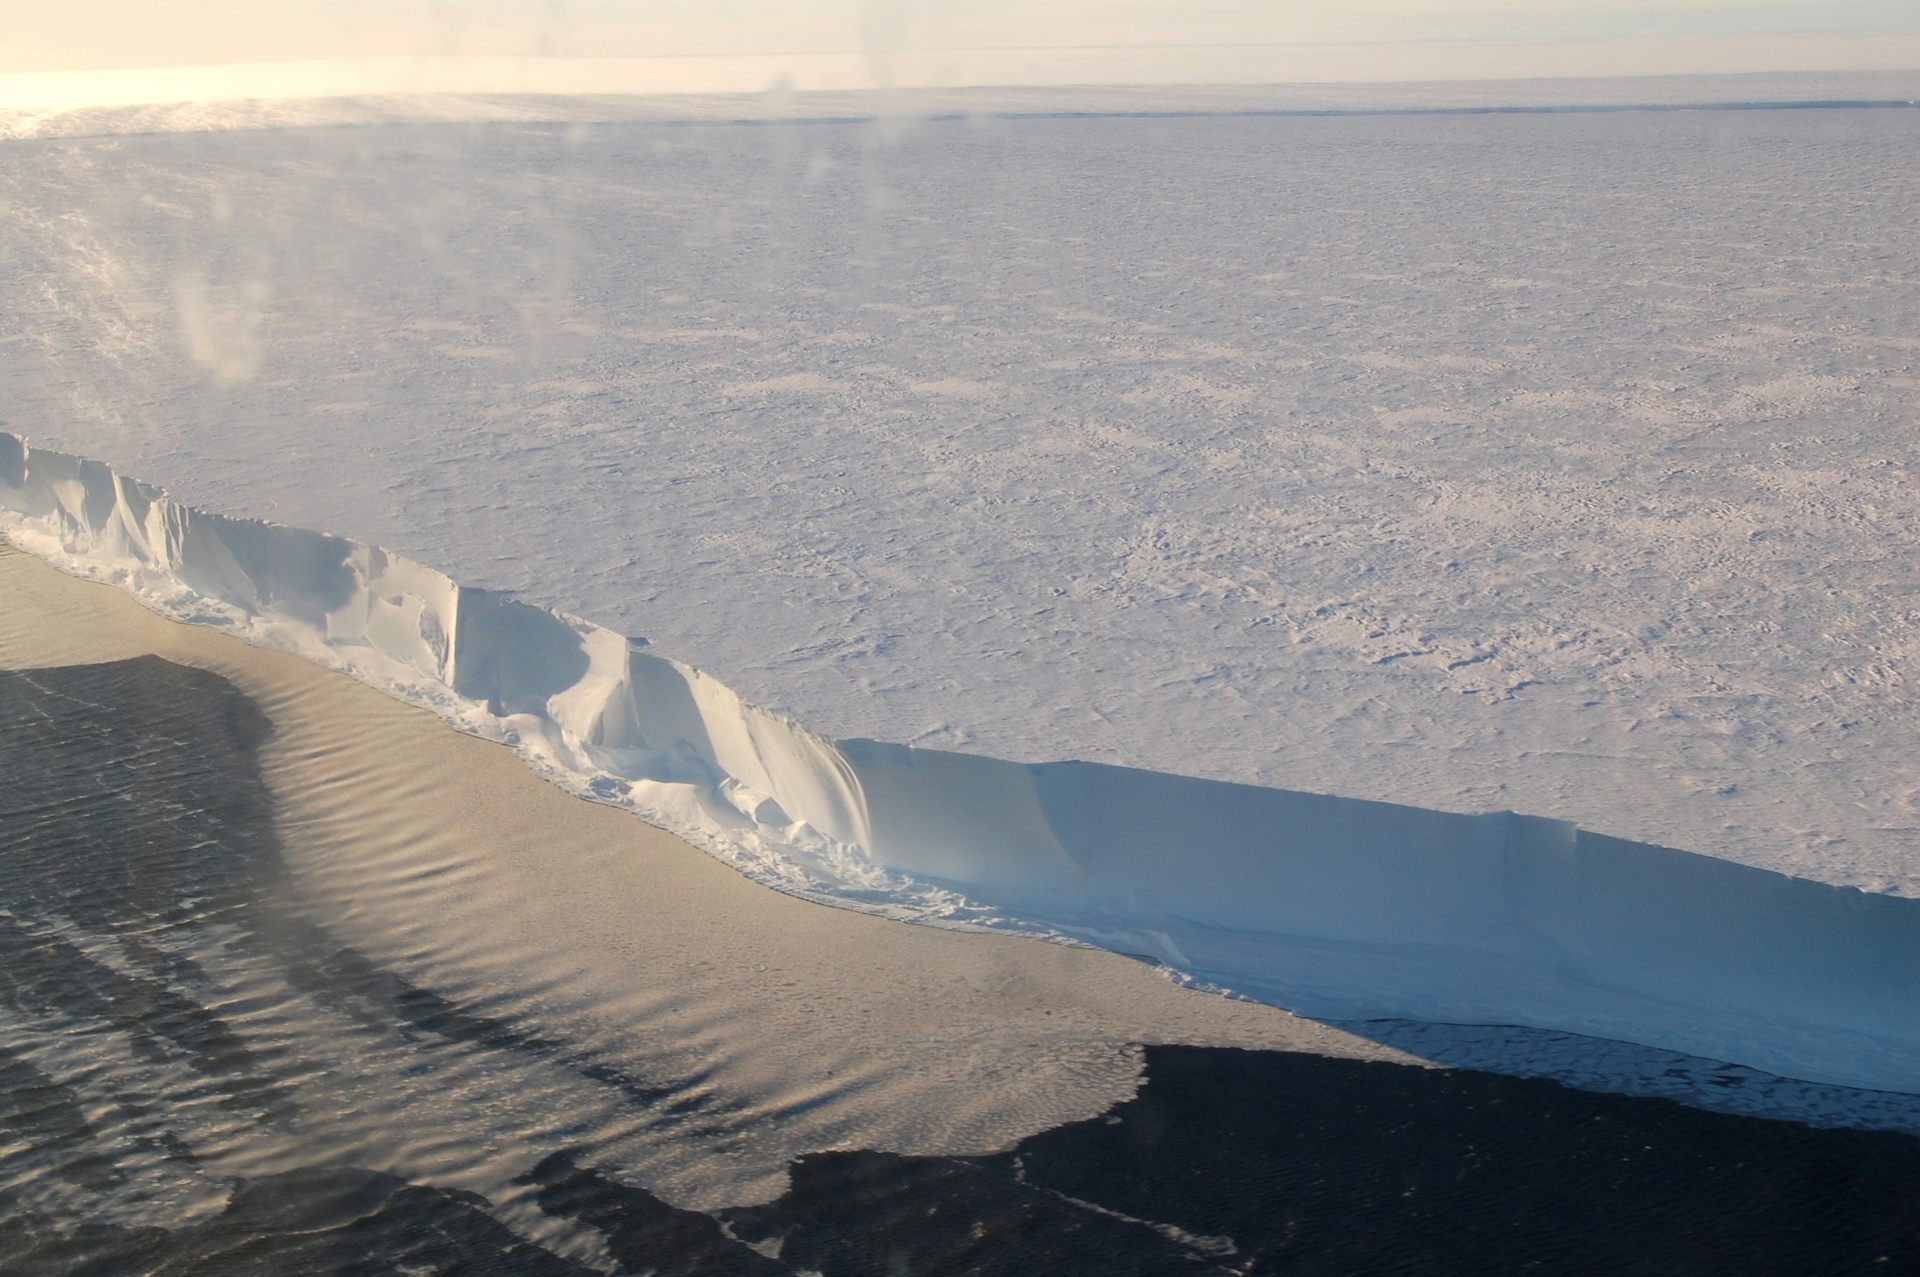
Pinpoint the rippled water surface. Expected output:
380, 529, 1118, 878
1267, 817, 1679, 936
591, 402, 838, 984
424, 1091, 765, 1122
3, 656, 1917, 1274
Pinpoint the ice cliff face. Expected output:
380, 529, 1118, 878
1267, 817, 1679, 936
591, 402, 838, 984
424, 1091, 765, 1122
4, 430, 1916, 1093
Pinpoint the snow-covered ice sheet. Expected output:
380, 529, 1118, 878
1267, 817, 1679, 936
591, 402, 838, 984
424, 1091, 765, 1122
3, 82, 1915, 899
6, 432, 1919, 1094
4, 76, 1919, 1093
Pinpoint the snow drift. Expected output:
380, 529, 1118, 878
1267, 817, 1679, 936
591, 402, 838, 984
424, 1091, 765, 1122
4, 431, 1916, 1094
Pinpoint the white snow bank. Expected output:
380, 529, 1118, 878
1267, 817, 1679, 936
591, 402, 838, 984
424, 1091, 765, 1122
4, 431, 1916, 1093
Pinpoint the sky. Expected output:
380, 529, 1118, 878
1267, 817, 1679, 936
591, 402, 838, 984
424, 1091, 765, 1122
3, 1, 1918, 108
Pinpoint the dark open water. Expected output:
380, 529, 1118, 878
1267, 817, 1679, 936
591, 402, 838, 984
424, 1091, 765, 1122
3, 656, 1917, 1275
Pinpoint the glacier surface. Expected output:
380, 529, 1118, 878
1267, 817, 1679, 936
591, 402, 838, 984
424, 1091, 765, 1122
2, 87, 1916, 903
5, 432, 1918, 1094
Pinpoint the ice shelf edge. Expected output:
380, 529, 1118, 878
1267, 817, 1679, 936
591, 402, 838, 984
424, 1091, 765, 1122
4, 429, 1915, 1094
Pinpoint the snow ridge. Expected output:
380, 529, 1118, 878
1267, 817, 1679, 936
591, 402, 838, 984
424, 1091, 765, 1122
4, 431, 1916, 1093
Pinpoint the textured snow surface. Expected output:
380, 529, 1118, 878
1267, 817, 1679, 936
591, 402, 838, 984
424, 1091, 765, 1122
3, 85, 1916, 900
7, 433, 1920, 1093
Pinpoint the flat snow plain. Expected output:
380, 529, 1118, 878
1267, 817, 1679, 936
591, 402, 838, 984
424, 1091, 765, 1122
3, 75, 1917, 895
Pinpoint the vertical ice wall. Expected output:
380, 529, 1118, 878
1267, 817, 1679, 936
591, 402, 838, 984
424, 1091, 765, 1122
4, 431, 1916, 1093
